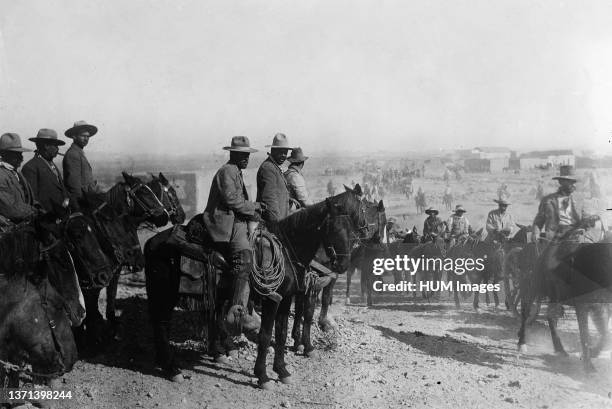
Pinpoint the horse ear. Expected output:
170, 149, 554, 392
353, 184, 362, 196
343, 184, 351, 193
159, 172, 168, 184
377, 200, 385, 211
122, 171, 131, 183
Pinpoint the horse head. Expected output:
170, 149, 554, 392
149, 172, 186, 225
121, 171, 169, 227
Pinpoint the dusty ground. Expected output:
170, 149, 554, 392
15, 167, 612, 409
15, 271, 612, 409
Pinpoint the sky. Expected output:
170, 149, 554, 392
0, 0, 611, 156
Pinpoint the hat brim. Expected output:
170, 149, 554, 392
425, 210, 439, 214
552, 176, 577, 182
493, 199, 510, 205
223, 146, 257, 153
288, 156, 308, 163
65, 124, 98, 138
0, 147, 32, 153
454, 210, 467, 213
29, 137, 66, 146
266, 145, 294, 150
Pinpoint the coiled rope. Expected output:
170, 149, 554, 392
248, 228, 285, 296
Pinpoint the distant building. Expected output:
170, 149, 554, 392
519, 150, 575, 169
472, 147, 512, 160
464, 157, 509, 173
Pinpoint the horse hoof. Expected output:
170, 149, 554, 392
518, 344, 528, 354
280, 376, 293, 385
474, 308, 481, 314
305, 350, 318, 359
171, 373, 185, 383
345, 297, 351, 306
296, 345, 305, 354
214, 355, 230, 364
555, 350, 569, 358
259, 381, 274, 390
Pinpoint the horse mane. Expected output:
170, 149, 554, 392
274, 200, 328, 237
106, 182, 126, 209
0, 225, 39, 279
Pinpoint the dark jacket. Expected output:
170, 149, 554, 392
203, 162, 257, 242
22, 154, 70, 213
62, 143, 98, 201
0, 163, 36, 222
256, 157, 290, 222
533, 191, 581, 239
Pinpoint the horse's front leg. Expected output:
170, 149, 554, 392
590, 303, 610, 358
301, 288, 318, 357
576, 304, 596, 372
319, 276, 337, 332
105, 266, 121, 323
273, 297, 294, 382
346, 268, 353, 305
255, 297, 280, 389
291, 293, 304, 352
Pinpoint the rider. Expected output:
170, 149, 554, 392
484, 199, 515, 244
203, 136, 265, 360
256, 133, 293, 223
22, 129, 72, 213
422, 207, 444, 243
284, 147, 312, 211
0, 133, 40, 223
62, 121, 101, 206
446, 205, 471, 247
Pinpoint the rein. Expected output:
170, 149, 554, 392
151, 179, 178, 218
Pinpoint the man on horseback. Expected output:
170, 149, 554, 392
22, 129, 72, 213
257, 133, 293, 223
203, 136, 264, 338
62, 121, 101, 206
446, 205, 471, 247
485, 199, 515, 244
284, 147, 312, 211
422, 207, 444, 243
0, 133, 40, 223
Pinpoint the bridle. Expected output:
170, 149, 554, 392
124, 180, 168, 220
322, 197, 373, 262
151, 178, 179, 219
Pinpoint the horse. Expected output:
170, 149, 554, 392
415, 192, 427, 214
144, 186, 365, 388
408, 236, 446, 300
78, 172, 176, 351
292, 197, 386, 352
518, 221, 612, 372
442, 193, 453, 211
103, 172, 185, 330
0, 218, 85, 391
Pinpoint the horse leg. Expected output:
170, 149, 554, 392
146, 265, 181, 379
291, 293, 304, 352
589, 303, 609, 358
301, 288, 318, 357
81, 288, 106, 351
105, 266, 120, 321
546, 315, 568, 357
576, 303, 596, 372
452, 276, 461, 309
346, 267, 353, 305
517, 285, 537, 353
254, 297, 280, 389
273, 297, 294, 383
319, 276, 337, 332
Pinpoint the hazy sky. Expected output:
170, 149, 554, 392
1, 0, 611, 155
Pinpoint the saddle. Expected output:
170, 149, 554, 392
166, 214, 228, 295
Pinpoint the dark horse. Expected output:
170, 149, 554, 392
518, 222, 612, 372
292, 197, 386, 353
103, 173, 185, 328
0, 217, 86, 390
77, 172, 179, 351
144, 187, 364, 388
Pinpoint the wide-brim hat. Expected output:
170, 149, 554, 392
223, 136, 257, 153
453, 205, 467, 213
65, 120, 98, 138
265, 133, 294, 149
29, 128, 65, 146
287, 147, 308, 163
493, 199, 510, 206
0, 133, 32, 152
552, 165, 577, 182
425, 207, 439, 215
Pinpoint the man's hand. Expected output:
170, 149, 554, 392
255, 202, 267, 212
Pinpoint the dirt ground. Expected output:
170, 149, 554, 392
15, 167, 612, 409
